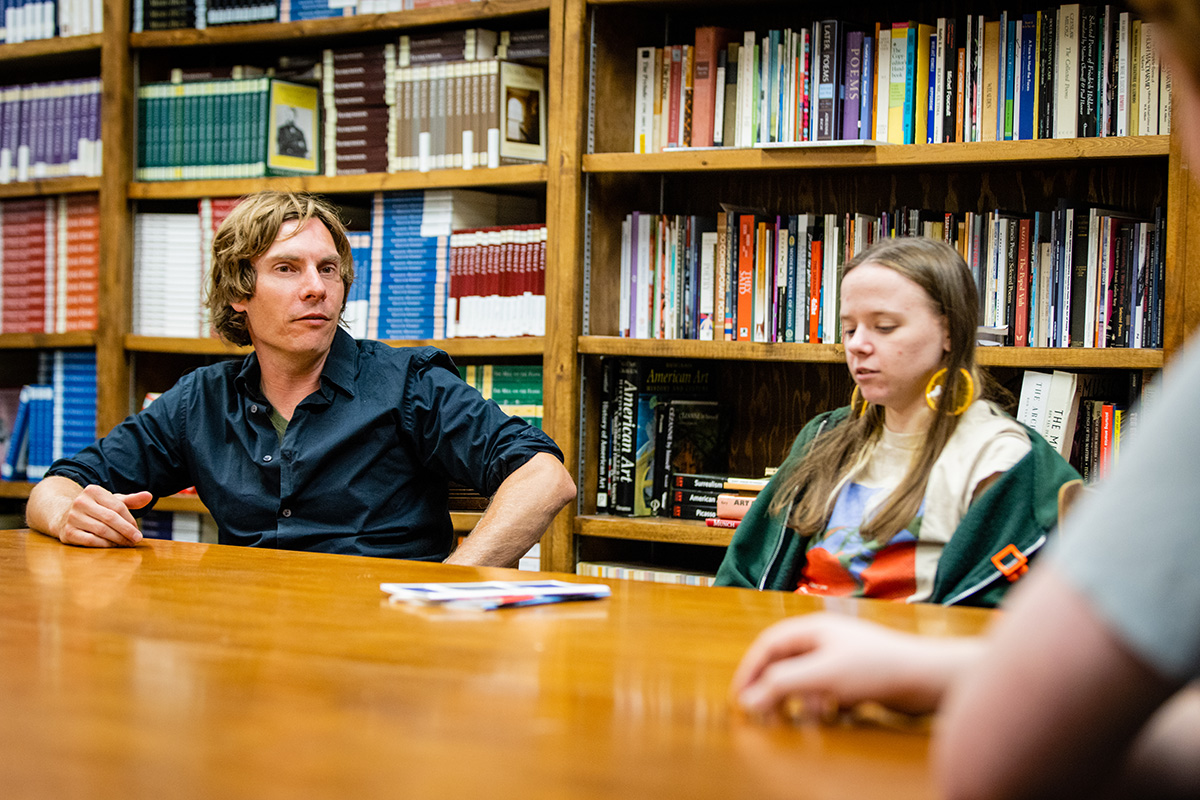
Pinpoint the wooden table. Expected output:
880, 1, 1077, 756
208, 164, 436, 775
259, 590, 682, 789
0, 530, 993, 799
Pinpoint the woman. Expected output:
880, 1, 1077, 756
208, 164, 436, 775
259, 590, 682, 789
715, 237, 1079, 607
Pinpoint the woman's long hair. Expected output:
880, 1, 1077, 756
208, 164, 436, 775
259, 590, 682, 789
768, 237, 983, 543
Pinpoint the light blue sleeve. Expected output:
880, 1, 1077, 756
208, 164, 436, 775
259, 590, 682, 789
1050, 341, 1200, 684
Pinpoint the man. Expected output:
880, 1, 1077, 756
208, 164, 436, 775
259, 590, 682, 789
27, 191, 576, 567
732, 0, 1200, 795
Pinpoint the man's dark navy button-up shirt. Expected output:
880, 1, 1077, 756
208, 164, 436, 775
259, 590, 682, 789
47, 329, 564, 560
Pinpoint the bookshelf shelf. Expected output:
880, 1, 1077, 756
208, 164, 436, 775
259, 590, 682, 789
124, 335, 544, 358
578, 336, 1164, 369
124, 336, 250, 356
127, 166, 549, 201
0, 34, 102, 61
0, 332, 97, 350
128, 0, 552, 49
584, 136, 1171, 173
576, 515, 733, 547
0, 177, 103, 199
0, 482, 34, 499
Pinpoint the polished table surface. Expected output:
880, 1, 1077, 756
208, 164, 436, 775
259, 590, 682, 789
0, 529, 995, 800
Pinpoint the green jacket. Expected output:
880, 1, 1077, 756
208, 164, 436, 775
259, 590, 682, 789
714, 406, 1082, 607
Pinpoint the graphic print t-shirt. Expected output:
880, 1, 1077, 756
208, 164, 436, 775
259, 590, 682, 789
796, 401, 1031, 603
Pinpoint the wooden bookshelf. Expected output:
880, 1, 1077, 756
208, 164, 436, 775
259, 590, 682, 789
125, 334, 544, 358
0, 34, 102, 61
127, 165, 548, 200
561, 0, 1200, 578
0, 332, 98, 350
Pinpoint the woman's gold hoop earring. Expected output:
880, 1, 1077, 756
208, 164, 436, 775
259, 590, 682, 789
850, 385, 868, 417
925, 367, 974, 415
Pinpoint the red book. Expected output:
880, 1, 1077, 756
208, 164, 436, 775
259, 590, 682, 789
808, 239, 823, 343
690, 27, 735, 148
1098, 403, 1114, 479
705, 518, 740, 528
736, 214, 756, 340
666, 45, 683, 149
1014, 217, 1031, 346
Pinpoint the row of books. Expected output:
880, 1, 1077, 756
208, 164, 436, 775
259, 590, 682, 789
634, 8, 1170, 152
1016, 367, 1146, 483
355, 189, 543, 340
0, 78, 103, 184
458, 363, 543, 428
596, 358, 735, 517
0, 0, 101, 42
1, 194, 99, 334
576, 561, 716, 587
663, 472, 766, 527
132, 0, 480, 29
136, 76, 321, 180
618, 202, 1165, 350
0, 350, 96, 482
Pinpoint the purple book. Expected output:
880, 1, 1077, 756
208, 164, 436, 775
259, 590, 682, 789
841, 30, 864, 140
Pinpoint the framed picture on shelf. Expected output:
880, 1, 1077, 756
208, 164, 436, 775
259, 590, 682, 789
267, 79, 320, 176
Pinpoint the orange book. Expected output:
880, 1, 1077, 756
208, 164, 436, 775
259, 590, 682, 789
716, 493, 754, 520
691, 27, 736, 148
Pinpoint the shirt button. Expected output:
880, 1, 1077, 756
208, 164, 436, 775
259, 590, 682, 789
250, 404, 259, 413
263, 455, 272, 462
282, 509, 292, 518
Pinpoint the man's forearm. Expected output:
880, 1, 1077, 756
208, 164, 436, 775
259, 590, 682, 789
445, 452, 576, 567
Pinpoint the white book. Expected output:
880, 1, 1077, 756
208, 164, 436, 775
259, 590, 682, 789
1139, 22, 1159, 136
619, 216, 631, 336
712, 59, 727, 145
822, 213, 840, 342
633, 47, 655, 153
1056, 4, 1081, 139
1159, 67, 1173, 135
635, 213, 651, 339
875, 29, 891, 142
699, 230, 717, 339
737, 30, 756, 147
1083, 208, 1101, 348
1016, 370, 1052, 435
1116, 12, 1130, 136
1043, 370, 1081, 457
1037, 242, 1052, 347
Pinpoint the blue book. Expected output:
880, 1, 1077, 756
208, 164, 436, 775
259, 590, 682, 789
1018, 15, 1036, 140
859, 36, 874, 140
1, 387, 31, 481
927, 33, 938, 143
903, 25, 918, 144
24, 385, 55, 481
1004, 19, 1017, 140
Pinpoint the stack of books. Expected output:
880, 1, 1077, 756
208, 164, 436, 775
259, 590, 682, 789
0, 78, 102, 184
448, 224, 546, 337
633, 10, 1171, 153
1, 0, 103, 41
0, 195, 99, 334
458, 364, 543, 428
0, 350, 96, 482
136, 74, 320, 181
323, 44, 396, 176
133, 211, 205, 337
364, 189, 538, 340
666, 472, 767, 527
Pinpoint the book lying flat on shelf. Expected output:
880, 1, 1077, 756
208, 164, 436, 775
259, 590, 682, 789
380, 580, 611, 610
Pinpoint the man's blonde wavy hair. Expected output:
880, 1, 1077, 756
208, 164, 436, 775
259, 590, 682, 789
204, 191, 354, 347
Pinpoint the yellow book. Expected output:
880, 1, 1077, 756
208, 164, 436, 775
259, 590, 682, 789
981, 21, 1000, 142
887, 22, 911, 144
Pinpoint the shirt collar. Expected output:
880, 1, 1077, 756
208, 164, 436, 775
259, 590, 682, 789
234, 326, 358, 401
